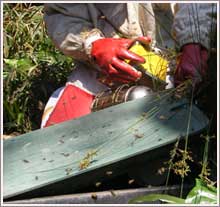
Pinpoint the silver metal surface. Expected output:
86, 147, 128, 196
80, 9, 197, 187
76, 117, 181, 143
125, 86, 153, 101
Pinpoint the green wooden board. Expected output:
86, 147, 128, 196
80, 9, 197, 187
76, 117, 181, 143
3, 92, 209, 199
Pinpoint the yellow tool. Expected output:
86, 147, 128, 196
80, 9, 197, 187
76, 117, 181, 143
98, 42, 169, 89
128, 42, 168, 82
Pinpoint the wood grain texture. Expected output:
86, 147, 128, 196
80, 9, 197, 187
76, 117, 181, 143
3, 92, 209, 199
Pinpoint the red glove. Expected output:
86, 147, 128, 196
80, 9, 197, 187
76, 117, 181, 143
174, 44, 208, 87
91, 37, 151, 83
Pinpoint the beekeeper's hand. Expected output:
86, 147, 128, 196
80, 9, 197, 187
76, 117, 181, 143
174, 44, 208, 87
91, 37, 151, 83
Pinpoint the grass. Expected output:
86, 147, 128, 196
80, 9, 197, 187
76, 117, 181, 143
3, 3, 74, 134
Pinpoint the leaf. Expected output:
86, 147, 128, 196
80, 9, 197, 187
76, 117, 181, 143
129, 193, 185, 204
3, 71, 9, 79
17, 58, 33, 70
185, 178, 217, 204
27, 65, 38, 76
3, 32, 9, 58
4, 58, 18, 68
17, 113, 24, 126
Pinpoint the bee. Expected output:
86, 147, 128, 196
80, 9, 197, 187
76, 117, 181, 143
61, 153, 70, 157
91, 193, 98, 200
95, 182, 102, 187
79, 159, 90, 170
79, 150, 98, 170
128, 179, 135, 185
22, 159, 29, 163
159, 115, 167, 120
65, 168, 72, 175
134, 133, 144, 139
59, 140, 64, 144
106, 171, 113, 176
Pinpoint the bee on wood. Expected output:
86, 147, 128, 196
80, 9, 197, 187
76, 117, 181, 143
79, 150, 98, 170
59, 140, 64, 144
22, 159, 29, 163
65, 168, 72, 175
134, 133, 144, 139
61, 153, 70, 157
159, 115, 168, 120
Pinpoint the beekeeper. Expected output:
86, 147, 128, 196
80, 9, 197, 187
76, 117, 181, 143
41, 3, 216, 128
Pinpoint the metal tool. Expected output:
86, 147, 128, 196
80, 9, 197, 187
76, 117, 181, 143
91, 84, 153, 111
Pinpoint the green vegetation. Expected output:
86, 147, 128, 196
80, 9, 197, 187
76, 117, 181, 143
129, 132, 217, 204
129, 178, 217, 204
3, 3, 73, 134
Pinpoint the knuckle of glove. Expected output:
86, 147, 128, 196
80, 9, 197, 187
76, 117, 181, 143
91, 38, 143, 80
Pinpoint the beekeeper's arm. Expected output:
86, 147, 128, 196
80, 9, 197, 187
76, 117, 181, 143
44, 3, 104, 62
44, 3, 151, 83
172, 3, 216, 86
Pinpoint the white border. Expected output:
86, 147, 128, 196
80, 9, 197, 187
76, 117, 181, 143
217, 1, 219, 206
1, 1, 219, 207
0, 1, 219, 3
1, 1, 4, 206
